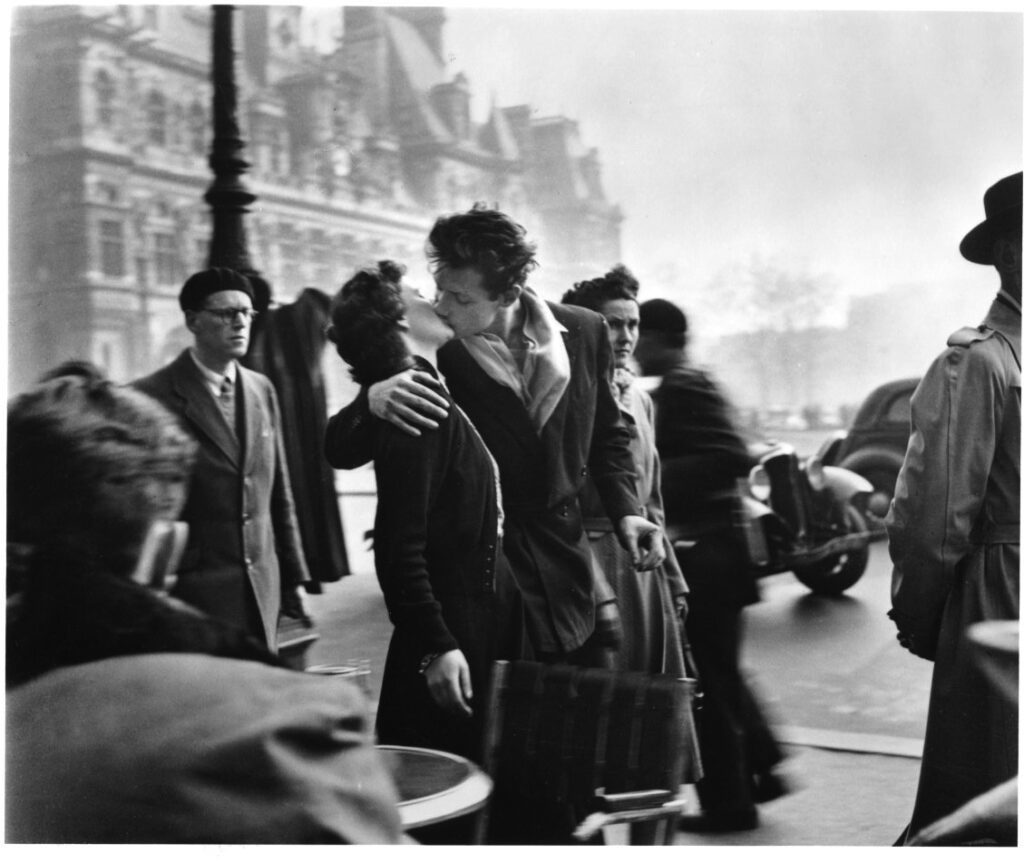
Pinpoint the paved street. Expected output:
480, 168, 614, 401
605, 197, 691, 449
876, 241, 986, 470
745, 544, 931, 750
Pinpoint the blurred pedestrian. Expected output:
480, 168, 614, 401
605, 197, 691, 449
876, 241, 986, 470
243, 286, 351, 591
325, 205, 664, 667
636, 298, 787, 832
325, 261, 505, 763
887, 170, 1020, 843
6, 365, 404, 843
135, 268, 313, 651
561, 266, 690, 675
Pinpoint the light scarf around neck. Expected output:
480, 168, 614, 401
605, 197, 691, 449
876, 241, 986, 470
462, 288, 571, 432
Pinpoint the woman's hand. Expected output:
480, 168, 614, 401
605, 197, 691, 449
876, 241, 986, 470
424, 649, 474, 717
367, 369, 449, 436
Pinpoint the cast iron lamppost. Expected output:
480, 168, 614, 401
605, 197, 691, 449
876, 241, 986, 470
205, 4, 268, 309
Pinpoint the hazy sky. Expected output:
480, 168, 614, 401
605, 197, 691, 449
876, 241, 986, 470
439, 5, 1022, 333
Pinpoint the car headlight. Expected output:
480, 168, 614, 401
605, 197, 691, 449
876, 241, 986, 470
805, 455, 826, 491
748, 464, 771, 501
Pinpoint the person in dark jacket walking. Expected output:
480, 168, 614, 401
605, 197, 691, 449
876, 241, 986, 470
636, 298, 787, 833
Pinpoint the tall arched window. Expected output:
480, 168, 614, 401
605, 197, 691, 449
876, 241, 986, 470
94, 69, 115, 127
189, 101, 206, 155
146, 90, 167, 146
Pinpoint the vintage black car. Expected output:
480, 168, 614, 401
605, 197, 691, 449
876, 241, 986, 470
818, 377, 919, 517
738, 440, 887, 595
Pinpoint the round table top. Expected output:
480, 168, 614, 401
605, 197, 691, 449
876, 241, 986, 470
377, 744, 493, 830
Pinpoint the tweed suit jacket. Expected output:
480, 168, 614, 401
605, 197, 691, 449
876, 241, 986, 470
135, 350, 310, 649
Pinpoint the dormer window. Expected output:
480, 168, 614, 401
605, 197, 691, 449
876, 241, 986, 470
189, 101, 206, 155
146, 91, 167, 146
276, 18, 294, 48
94, 70, 115, 127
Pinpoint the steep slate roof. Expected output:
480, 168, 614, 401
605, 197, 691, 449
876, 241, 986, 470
385, 13, 452, 144
531, 118, 589, 202
478, 102, 520, 161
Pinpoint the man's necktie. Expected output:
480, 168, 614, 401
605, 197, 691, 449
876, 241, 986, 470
218, 376, 236, 431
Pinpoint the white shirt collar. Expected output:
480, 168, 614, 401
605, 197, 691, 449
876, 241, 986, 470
189, 349, 236, 389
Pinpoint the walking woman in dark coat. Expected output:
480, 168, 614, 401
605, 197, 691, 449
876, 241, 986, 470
326, 261, 505, 762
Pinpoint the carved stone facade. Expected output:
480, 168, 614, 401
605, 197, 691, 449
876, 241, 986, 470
9, 5, 622, 390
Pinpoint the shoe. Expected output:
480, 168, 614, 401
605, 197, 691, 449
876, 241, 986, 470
676, 810, 759, 833
752, 770, 791, 803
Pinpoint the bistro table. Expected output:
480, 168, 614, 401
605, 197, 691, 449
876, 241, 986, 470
376, 744, 493, 832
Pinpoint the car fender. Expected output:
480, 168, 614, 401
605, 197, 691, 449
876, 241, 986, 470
838, 446, 906, 477
823, 465, 873, 502
816, 430, 847, 465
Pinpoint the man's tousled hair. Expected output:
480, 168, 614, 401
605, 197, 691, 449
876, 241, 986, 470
426, 203, 538, 299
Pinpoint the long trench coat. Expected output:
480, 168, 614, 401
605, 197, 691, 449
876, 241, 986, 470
579, 382, 688, 674
887, 291, 1020, 837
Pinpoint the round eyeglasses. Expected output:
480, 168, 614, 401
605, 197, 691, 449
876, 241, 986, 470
200, 307, 259, 323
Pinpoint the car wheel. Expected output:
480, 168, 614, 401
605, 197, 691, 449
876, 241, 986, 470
791, 505, 870, 595
843, 463, 899, 514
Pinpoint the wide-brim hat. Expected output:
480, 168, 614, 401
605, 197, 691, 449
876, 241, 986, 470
959, 171, 1022, 265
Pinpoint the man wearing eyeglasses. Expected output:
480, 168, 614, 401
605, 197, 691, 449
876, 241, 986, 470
135, 267, 312, 650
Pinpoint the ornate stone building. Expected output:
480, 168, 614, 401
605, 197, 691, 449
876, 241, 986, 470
9, 5, 622, 390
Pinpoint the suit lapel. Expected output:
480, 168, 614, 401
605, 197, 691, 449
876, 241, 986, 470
172, 353, 241, 467
539, 308, 581, 469
238, 367, 265, 476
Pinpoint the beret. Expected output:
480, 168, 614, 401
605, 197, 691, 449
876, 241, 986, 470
179, 268, 255, 311
639, 298, 688, 335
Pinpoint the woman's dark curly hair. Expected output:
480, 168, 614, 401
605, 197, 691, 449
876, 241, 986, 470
426, 203, 538, 299
327, 260, 412, 386
561, 264, 640, 312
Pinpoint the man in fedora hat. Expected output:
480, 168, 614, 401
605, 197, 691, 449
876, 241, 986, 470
135, 268, 312, 651
887, 171, 1020, 843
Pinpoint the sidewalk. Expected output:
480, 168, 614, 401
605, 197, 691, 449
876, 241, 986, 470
305, 570, 921, 846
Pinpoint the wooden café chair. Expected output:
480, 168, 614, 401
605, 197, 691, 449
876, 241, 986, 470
475, 660, 701, 845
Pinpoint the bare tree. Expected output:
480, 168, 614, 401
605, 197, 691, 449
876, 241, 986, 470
708, 254, 839, 414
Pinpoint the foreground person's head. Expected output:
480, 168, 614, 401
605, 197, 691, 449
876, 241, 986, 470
327, 260, 453, 385
8, 363, 196, 581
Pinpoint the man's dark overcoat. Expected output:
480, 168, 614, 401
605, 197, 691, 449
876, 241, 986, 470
326, 301, 640, 657
135, 350, 310, 649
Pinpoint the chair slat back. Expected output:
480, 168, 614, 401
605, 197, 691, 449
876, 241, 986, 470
482, 661, 700, 814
